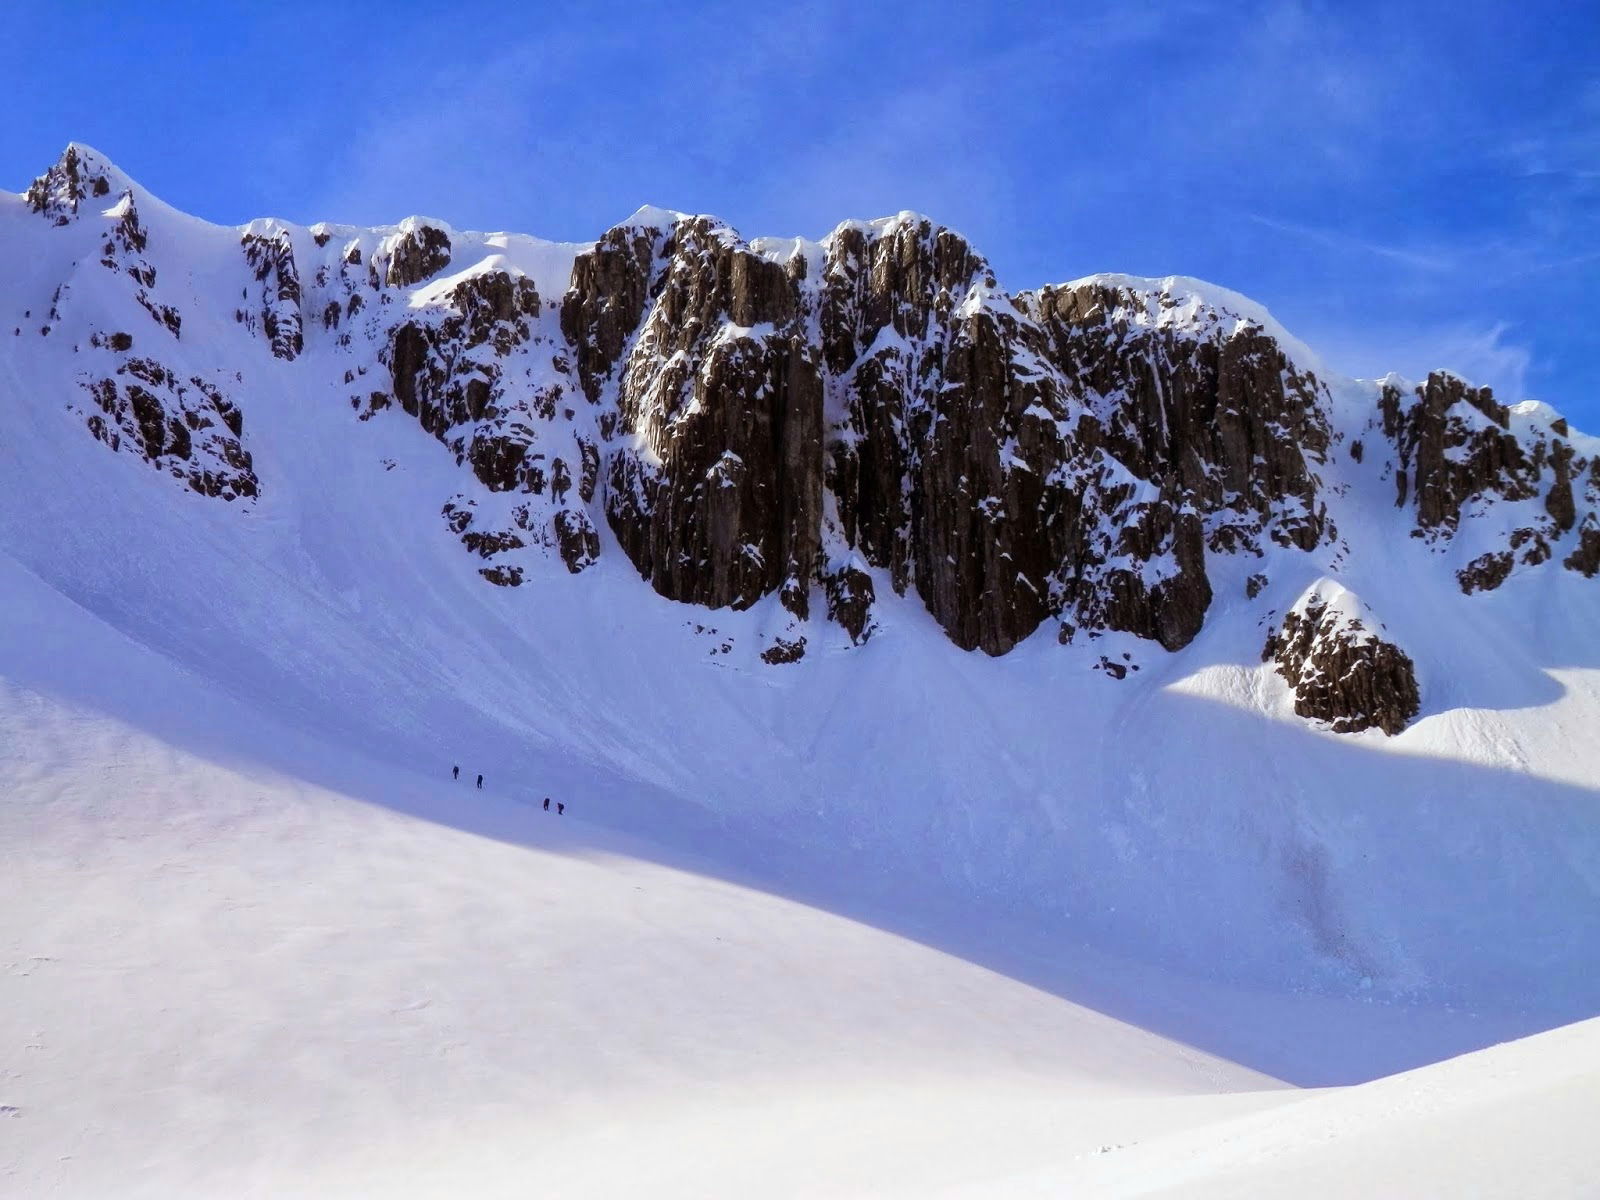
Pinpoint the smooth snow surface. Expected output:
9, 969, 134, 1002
0, 580, 1281, 1196
935, 1016, 1600, 1199
9, 570, 1592, 1197
2, 150, 1599, 1195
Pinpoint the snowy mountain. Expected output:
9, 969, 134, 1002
3, 143, 1599, 1195
15, 145, 1598, 696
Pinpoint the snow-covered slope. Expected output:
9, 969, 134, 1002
1, 144, 1598, 1193
0, 551, 1285, 1197
7, 545, 1596, 1198
937, 1016, 1600, 1199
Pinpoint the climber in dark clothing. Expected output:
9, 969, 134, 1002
542, 797, 550, 811
452, 765, 459, 781
557, 802, 565, 815
476, 774, 483, 790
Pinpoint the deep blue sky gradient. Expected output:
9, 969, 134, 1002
4, 1, 1596, 423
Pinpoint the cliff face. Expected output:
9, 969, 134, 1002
587, 215, 823, 617
560, 214, 1359, 658
8, 145, 1598, 737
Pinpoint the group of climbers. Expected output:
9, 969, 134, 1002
452, 764, 563, 814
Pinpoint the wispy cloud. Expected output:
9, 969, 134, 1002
1494, 248, 1600, 283
1310, 318, 1534, 403
1246, 214, 1454, 273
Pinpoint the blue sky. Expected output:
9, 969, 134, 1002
4, 1, 1596, 424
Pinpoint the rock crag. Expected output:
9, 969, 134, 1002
1264, 586, 1421, 736
10, 145, 1598, 734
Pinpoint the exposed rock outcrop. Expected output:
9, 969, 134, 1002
381, 269, 545, 461
818, 217, 1078, 654
24, 143, 113, 225
561, 214, 1240, 655
822, 561, 876, 644
599, 215, 823, 615
367, 263, 600, 576
1372, 374, 1596, 593
240, 227, 304, 361
553, 212, 1597, 664
561, 218, 662, 404
1264, 586, 1420, 736
1457, 551, 1515, 595
1025, 278, 1334, 556
75, 357, 256, 502
1567, 517, 1600, 578
91, 189, 182, 338
381, 221, 453, 289
1380, 372, 1537, 535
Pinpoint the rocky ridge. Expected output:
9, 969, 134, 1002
7, 144, 1597, 738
